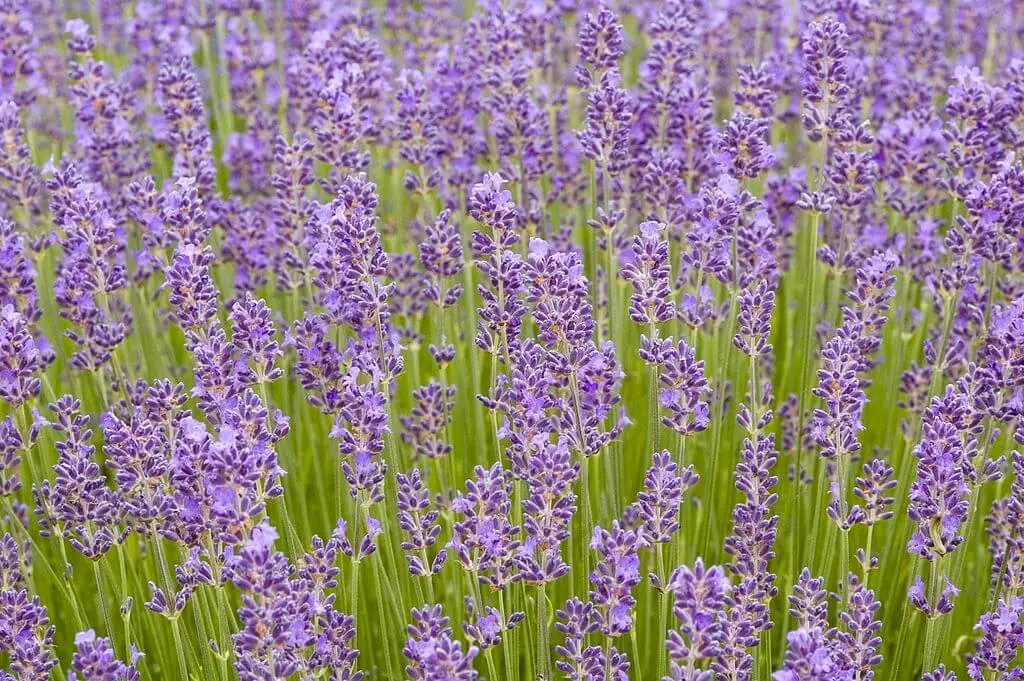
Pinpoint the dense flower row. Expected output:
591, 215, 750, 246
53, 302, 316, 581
0, 0, 1022, 680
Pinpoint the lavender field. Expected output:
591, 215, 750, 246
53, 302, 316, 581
0, 0, 1022, 679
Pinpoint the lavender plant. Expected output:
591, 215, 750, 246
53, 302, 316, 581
0, 2, 1022, 680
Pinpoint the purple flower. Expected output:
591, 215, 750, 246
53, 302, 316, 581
449, 463, 520, 590
164, 244, 220, 345
403, 604, 478, 681
485, 338, 557, 476
736, 62, 778, 121
396, 468, 445, 577
717, 112, 775, 180
333, 378, 389, 507
922, 666, 959, 681
0, 416, 23, 497
734, 280, 776, 360
49, 169, 132, 372
554, 597, 602, 680
0, 304, 44, 407
630, 450, 698, 546
801, 18, 852, 142
852, 459, 896, 526
723, 434, 780, 635
0, 587, 57, 680
0, 103, 42, 233
621, 221, 674, 325
419, 209, 465, 309
287, 313, 345, 415
811, 333, 864, 463
470, 173, 524, 359
907, 386, 972, 560
837, 578, 882, 681
33, 396, 120, 559
907, 574, 959, 618
225, 520, 364, 681
101, 379, 185, 527
575, 7, 625, 87
666, 558, 729, 673
788, 569, 828, 631
967, 597, 1024, 680
65, 19, 95, 54
589, 520, 646, 636
270, 134, 315, 291
156, 58, 215, 197
400, 382, 455, 461
524, 239, 595, 369
395, 69, 441, 172
649, 336, 711, 436
229, 293, 284, 385
519, 438, 578, 585
69, 630, 140, 681
310, 175, 401, 377
577, 70, 633, 174
773, 627, 851, 681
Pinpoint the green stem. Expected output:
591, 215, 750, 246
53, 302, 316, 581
537, 583, 552, 680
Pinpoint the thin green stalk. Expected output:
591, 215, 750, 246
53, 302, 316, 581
168, 618, 191, 681
655, 543, 669, 678
537, 583, 552, 680
921, 554, 948, 671
862, 524, 874, 589
93, 561, 114, 639
702, 292, 738, 558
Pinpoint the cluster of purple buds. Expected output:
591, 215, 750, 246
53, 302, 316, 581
630, 450, 697, 546
484, 339, 556, 478
641, 335, 711, 437
68, 630, 141, 681
396, 468, 446, 577
519, 438, 578, 585
462, 595, 524, 652
310, 174, 401, 380
156, 58, 215, 197
64, 21, 148, 198
907, 386, 973, 560
401, 382, 455, 461
666, 558, 729, 678
0, 533, 57, 681
524, 238, 595, 371
419, 209, 464, 364
48, 164, 132, 373
908, 574, 960, 619
229, 292, 284, 386
576, 7, 632, 178
621, 221, 674, 326
332, 377, 389, 507
226, 522, 362, 681
0, 417, 24, 497
163, 244, 220, 344
469, 173, 524, 360
0, 102, 42, 234
404, 604, 478, 681
100, 379, 185, 531
988, 452, 1024, 594
269, 134, 315, 292
800, 17, 852, 143
34, 395, 121, 560
449, 463, 520, 591
774, 571, 883, 681
966, 596, 1024, 680
0, 303, 46, 407
723, 433, 780, 639
555, 596, 629, 681
589, 520, 646, 636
